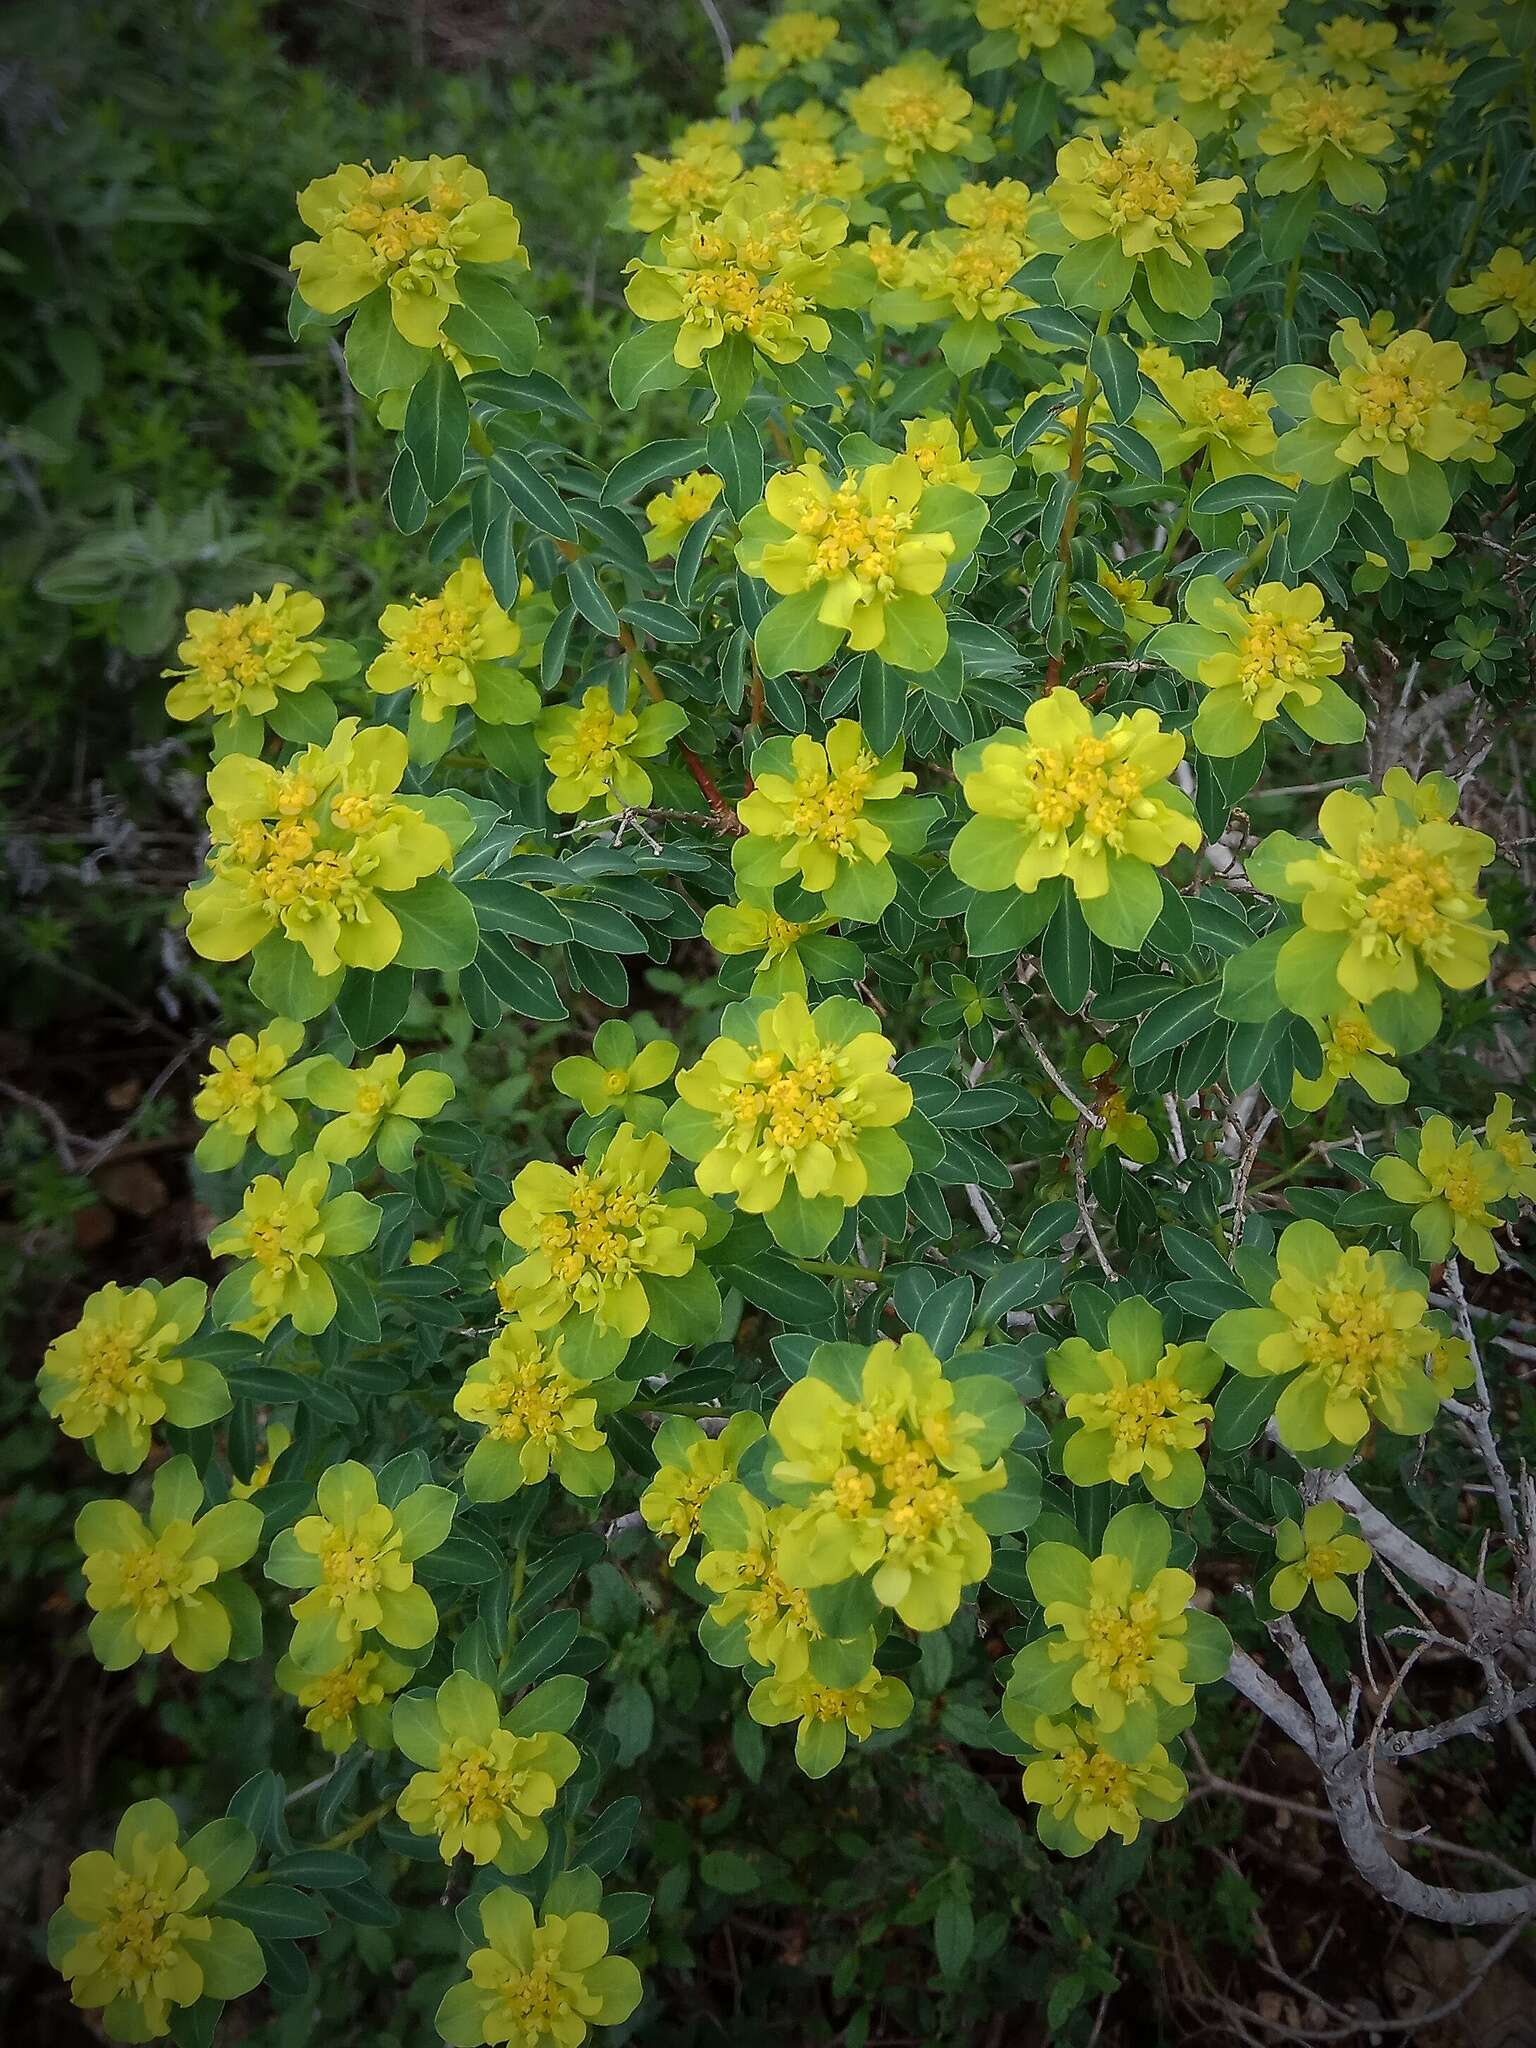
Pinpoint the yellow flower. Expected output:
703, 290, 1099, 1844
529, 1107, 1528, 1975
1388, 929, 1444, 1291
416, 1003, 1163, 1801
761, 9, 848, 68
950, 692, 1200, 950
666, 993, 912, 1248
192, 1017, 312, 1170
207, 1151, 379, 1337
1047, 1298, 1221, 1507
946, 176, 1039, 237
1312, 14, 1398, 80
644, 469, 725, 561
39, 1279, 224, 1475
1499, 351, 1536, 405
1263, 770, 1503, 1017
844, 54, 993, 180
1141, 363, 1281, 480
1093, 562, 1170, 645
623, 183, 852, 371
1448, 379, 1523, 466
626, 143, 743, 236
184, 717, 466, 981
734, 451, 988, 674
1156, 577, 1359, 758
747, 1666, 913, 1777
900, 416, 1014, 495
1291, 1005, 1407, 1112
763, 103, 843, 150
265, 1459, 452, 1671
1374, 1117, 1510, 1274
974, 0, 1117, 66
890, 225, 1034, 363
1014, 1714, 1188, 1854
696, 1485, 825, 1676
1071, 76, 1164, 137
497, 1123, 713, 1371
434, 1887, 642, 2048
765, 1333, 1023, 1632
1385, 45, 1467, 119
733, 720, 925, 922
1047, 121, 1244, 315
1297, 319, 1469, 483
292, 154, 526, 347
1485, 1093, 1536, 1201
49, 1800, 263, 2042
640, 1411, 767, 1564
76, 1456, 262, 1673
1255, 82, 1398, 208
276, 1645, 411, 1753
1272, 1502, 1371, 1621
700, 899, 837, 997
454, 1324, 613, 1501
394, 1671, 579, 1870
535, 686, 689, 816
305, 1045, 455, 1168
163, 584, 325, 727
367, 557, 530, 730
1006, 1506, 1231, 1754
552, 1018, 679, 1130
1170, 28, 1284, 131
1208, 1220, 1444, 1453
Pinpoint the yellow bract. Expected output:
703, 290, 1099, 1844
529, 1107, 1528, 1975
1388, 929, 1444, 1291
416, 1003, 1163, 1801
292, 154, 526, 346
497, 1125, 709, 1343
39, 1279, 221, 1475
669, 993, 912, 1217
1048, 120, 1244, 263
164, 584, 324, 726
844, 54, 993, 177
368, 557, 523, 724
643, 469, 725, 560
184, 719, 459, 977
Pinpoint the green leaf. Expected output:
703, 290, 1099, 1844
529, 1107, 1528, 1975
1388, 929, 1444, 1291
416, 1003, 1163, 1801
462, 879, 574, 944
487, 449, 578, 543
706, 414, 764, 518
1210, 1373, 1281, 1454
1128, 982, 1221, 1065
1053, 237, 1134, 312
474, 935, 568, 1021
1373, 451, 1452, 543
857, 655, 905, 755
1259, 179, 1318, 263
715, 1250, 838, 1328
1286, 478, 1353, 573
1089, 331, 1142, 423
387, 877, 479, 971
934, 1889, 975, 1977
565, 556, 620, 636
335, 965, 412, 1049
344, 293, 430, 401
441, 272, 540, 373
755, 588, 840, 678
1217, 932, 1287, 1023
699, 1850, 763, 1895
609, 323, 690, 410
600, 437, 706, 506
708, 332, 756, 417
387, 444, 430, 534
401, 355, 469, 505
621, 598, 698, 645
1040, 891, 1092, 1014
222, 1885, 329, 1940
249, 938, 341, 1023
1192, 474, 1296, 521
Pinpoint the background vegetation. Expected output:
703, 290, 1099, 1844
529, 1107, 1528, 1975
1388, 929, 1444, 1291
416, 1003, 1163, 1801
3, 3, 1533, 2044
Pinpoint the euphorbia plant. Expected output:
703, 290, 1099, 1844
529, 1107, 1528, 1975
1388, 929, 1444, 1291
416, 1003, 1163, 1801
41, 1, 1536, 2040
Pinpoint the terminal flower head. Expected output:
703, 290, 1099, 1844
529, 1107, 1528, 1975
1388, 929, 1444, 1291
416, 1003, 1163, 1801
1157, 577, 1360, 759
40, 1279, 225, 1474
192, 1018, 313, 1170
367, 557, 531, 730
696, 1485, 825, 1677
1448, 245, 1536, 343
535, 685, 688, 817
292, 154, 526, 346
1048, 1297, 1222, 1507
1271, 1502, 1371, 1621
765, 1333, 1024, 1632
455, 1324, 614, 1501
1291, 1005, 1407, 1113
395, 1671, 579, 1870
1141, 364, 1280, 480
551, 1018, 679, 1133
666, 993, 912, 1251
1485, 1093, 1536, 1202
748, 1666, 913, 1777
1255, 81, 1397, 208
643, 470, 725, 560
1373, 1117, 1510, 1274
640, 1411, 767, 1564
164, 584, 325, 728
434, 1887, 642, 2048
207, 1150, 379, 1337
276, 1645, 412, 1753
1208, 1220, 1445, 1455
950, 692, 1200, 950
1014, 1713, 1188, 1854
265, 1459, 453, 1671
1047, 120, 1244, 314
49, 1800, 263, 2042
844, 54, 993, 181
305, 1045, 455, 1169
77, 1456, 262, 1673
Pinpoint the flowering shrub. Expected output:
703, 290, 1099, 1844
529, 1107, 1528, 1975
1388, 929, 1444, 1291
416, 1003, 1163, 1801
39, 0, 1536, 2039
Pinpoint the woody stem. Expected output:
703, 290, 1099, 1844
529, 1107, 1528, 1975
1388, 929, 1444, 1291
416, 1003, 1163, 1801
617, 623, 740, 830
